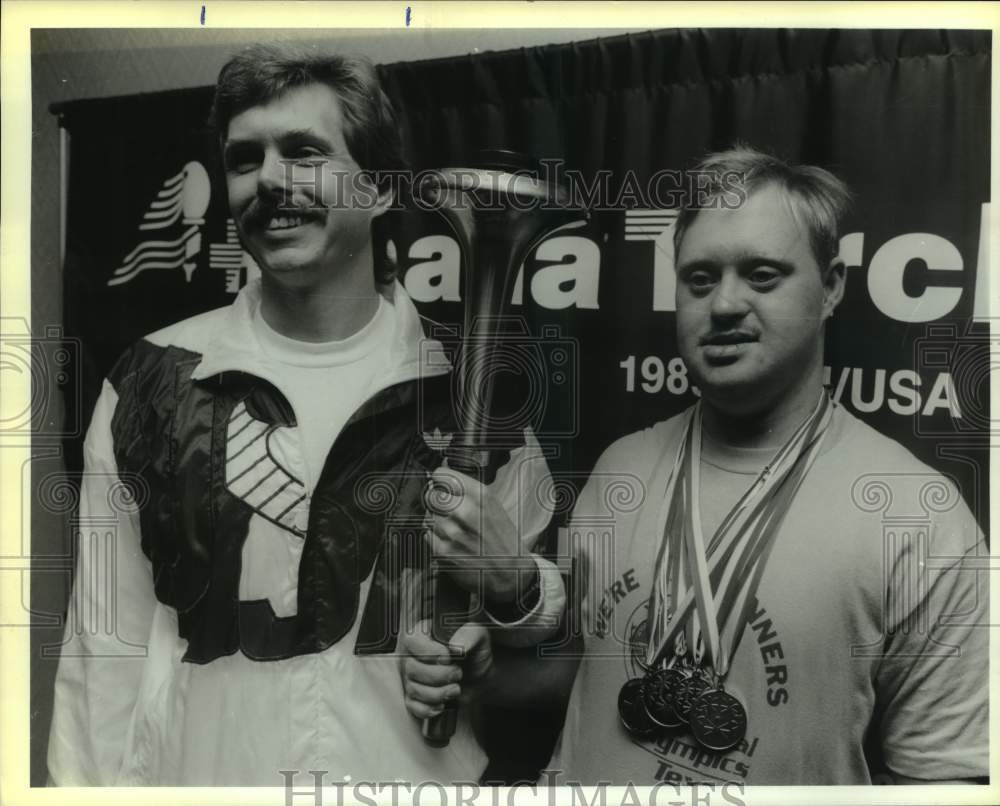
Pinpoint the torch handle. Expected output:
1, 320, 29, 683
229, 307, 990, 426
421, 450, 486, 747
422, 703, 459, 748
420, 572, 470, 747
414, 152, 582, 748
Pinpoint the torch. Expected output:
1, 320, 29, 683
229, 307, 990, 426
415, 151, 582, 746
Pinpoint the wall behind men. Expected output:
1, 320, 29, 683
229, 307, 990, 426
28, 27, 639, 786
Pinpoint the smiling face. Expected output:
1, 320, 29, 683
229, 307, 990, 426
223, 83, 388, 289
675, 182, 844, 415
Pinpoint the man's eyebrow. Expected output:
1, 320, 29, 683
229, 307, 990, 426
223, 137, 255, 152
733, 253, 796, 272
675, 258, 717, 275
676, 253, 797, 273
223, 130, 336, 151
276, 129, 336, 150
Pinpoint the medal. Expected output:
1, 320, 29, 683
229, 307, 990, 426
618, 678, 658, 738
689, 687, 748, 752
642, 668, 686, 728
674, 669, 711, 723
629, 621, 653, 676
638, 395, 834, 754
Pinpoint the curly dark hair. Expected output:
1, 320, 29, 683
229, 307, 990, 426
210, 45, 407, 284
211, 43, 406, 195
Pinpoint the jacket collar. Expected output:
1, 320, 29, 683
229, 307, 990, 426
189, 277, 451, 389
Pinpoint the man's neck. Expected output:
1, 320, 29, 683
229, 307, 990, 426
700, 373, 825, 451
259, 254, 381, 343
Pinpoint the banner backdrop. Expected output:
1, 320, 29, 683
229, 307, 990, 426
56, 28, 991, 526
51, 26, 991, 783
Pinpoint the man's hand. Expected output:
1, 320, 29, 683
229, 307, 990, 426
398, 619, 493, 720
423, 466, 526, 603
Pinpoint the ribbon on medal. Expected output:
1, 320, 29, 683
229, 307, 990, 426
618, 394, 834, 751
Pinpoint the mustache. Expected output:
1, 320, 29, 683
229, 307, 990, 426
240, 196, 327, 230
699, 329, 760, 346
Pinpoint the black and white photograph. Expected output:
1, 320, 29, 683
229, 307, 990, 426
2, 1, 995, 803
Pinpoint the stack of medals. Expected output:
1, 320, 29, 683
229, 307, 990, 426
618, 396, 833, 753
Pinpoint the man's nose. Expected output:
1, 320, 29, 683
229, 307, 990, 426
710, 272, 750, 320
256, 150, 288, 199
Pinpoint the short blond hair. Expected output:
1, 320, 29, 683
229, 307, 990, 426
674, 146, 853, 269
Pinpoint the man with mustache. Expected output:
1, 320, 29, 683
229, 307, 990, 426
404, 147, 988, 785
47, 45, 565, 786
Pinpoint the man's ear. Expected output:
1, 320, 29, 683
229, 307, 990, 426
822, 256, 846, 319
362, 173, 393, 220
372, 185, 394, 219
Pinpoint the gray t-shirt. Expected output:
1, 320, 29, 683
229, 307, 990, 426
549, 404, 988, 785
